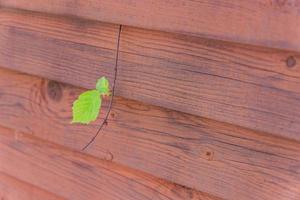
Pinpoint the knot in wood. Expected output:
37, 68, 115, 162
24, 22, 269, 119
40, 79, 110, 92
47, 81, 63, 102
286, 56, 296, 68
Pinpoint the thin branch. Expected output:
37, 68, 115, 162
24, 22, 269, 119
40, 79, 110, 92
81, 25, 122, 151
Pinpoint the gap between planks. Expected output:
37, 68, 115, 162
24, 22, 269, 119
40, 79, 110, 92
0, 8, 299, 142
0, 68, 299, 200
0, 125, 221, 200
0, 172, 65, 200
0, 1, 300, 52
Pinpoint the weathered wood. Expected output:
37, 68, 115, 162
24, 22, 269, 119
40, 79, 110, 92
0, 8, 118, 88
0, 9, 299, 141
0, 68, 299, 200
0, 173, 65, 200
0, 125, 219, 200
118, 27, 300, 141
1, 1, 300, 51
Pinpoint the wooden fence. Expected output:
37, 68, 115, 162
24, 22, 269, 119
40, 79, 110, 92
0, 1, 299, 200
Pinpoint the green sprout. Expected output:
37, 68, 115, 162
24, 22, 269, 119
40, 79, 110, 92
72, 77, 110, 124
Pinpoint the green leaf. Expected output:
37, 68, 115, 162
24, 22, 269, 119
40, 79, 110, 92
96, 77, 110, 95
72, 90, 101, 124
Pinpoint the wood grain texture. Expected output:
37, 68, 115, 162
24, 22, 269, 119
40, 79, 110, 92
118, 27, 300, 142
0, 126, 219, 200
0, 8, 118, 88
0, 68, 299, 200
0, 8, 299, 141
1, 1, 300, 51
0, 173, 65, 200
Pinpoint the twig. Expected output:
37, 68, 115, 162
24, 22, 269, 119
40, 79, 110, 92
81, 25, 122, 151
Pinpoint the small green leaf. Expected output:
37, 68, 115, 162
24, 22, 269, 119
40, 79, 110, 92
72, 90, 101, 124
96, 77, 110, 95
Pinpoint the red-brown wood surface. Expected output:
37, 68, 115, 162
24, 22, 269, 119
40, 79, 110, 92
118, 27, 300, 141
0, 9, 300, 141
0, 173, 65, 200
0, 8, 118, 83
0, 4, 300, 200
1, 1, 300, 51
0, 125, 219, 200
0, 68, 299, 200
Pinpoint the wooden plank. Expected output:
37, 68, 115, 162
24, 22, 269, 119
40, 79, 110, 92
0, 173, 65, 200
118, 27, 300, 142
0, 68, 299, 200
0, 8, 299, 140
1, 1, 300, 51
0, 8, 118, 88
0, 126, 219, 200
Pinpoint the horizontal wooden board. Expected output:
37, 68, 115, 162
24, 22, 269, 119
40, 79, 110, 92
0, 8, 118, 88
118, 27, 300, 141
1, 1, 300, 51
0, 9, 300, 141
0, 173, 65, 200
0, 68, 299, 200
0, 126, 217, 200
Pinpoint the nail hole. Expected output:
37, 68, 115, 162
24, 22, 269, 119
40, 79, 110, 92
205, 150, 214, 161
